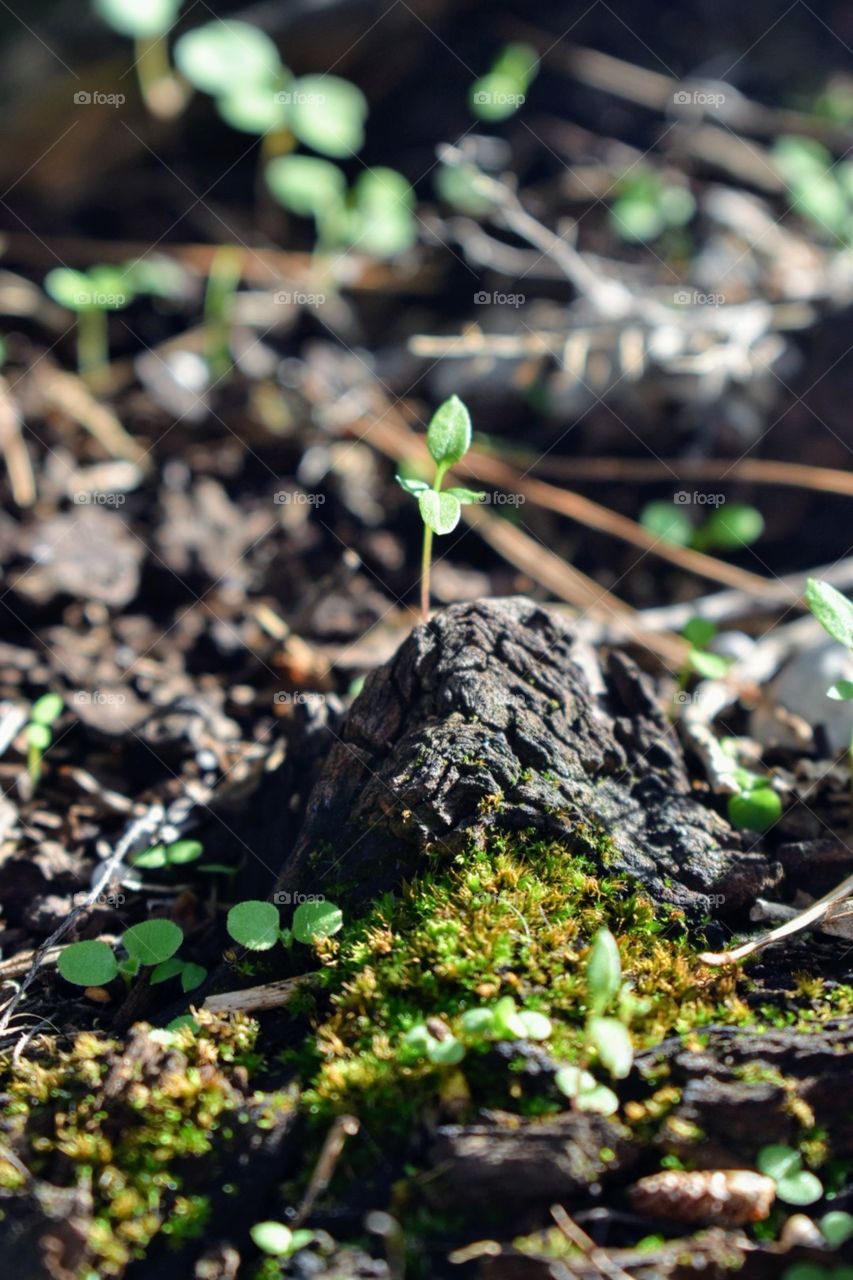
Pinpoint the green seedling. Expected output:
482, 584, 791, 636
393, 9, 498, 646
225, 898, 343, 952
715, 737, 783, 835
555, 928, 637, 1116
24, 693, 63, 790
806, 578, 853, 803
641, 501, 764, 555
773, 135, 853, 245
203, 245, 244, 380
404, 996, 552, 1067
251, 1222, 314, 1259
679, 617, 733, 687
132, 839, 203, 870
470, 43, 539, 122
821, 1211, 853, 1248
93, 0, 185, 118
610, 170, 695, 243
59, 919, 206, 992
44, 266, 135, 384
396, 395, 485, 621
757, 1144, 823, 1206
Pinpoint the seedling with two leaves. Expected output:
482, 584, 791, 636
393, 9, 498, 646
23, 693, 64, 792
59, 919, 206, 993
641, 500, 764, 555
403, 996, 552, 1067
396, 395, 485, 620
806, 578, 853, 800
226, 898, 343, 952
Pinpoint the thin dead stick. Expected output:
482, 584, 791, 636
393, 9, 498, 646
550, 1204, 636, 1280
203, 975, 310, 1016
291, 1115, 360, 1228
0, 376, 35, 506
699, 873, 853, 966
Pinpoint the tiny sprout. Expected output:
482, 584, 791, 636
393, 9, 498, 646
133, 838, 204, 870
44, 266, 134, 385
806, 577, 853, 803
93, 0, 185, 119
757, 1144, 824, 1206
59, 919, 188, 988
122, 919, 184, 968
470, 43, 539, 123
640, 501, 763, 554
250, 1221, 314, 1258
396, 395, 484, 621
24, 692, 64, 791
821, 1211, 853, 1248
610, 171, 695, 243
586, 928, 622, 1014
554, 1065, 619, 1116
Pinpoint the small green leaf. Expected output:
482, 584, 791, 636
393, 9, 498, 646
396, 475, 430, 495
682, 617, 717, 648
517, 1010, 552, 1041
94, 0, 181, 38
820, 1210, 853, 1247
695, 503, 764, 551
58, 940, 118, 986
587, 1015, 633, 1078
166, 1014, 199, 1033
639, 501, 694, 548
492, 996, 527, 1039
418, 490, 461, 536
181, 962, 207, 993
149, 957, 184, 985
265, 155, 347, 219
352, 169, 418, 257
757, 1144, 801, 1181
470, 69, 527, 122
586, 928, 621, 1014
226, 900, 280, 951
251, 1222, 294, 1257
118, 955, 141, 978
775, 1170, 823, 1206
426, 395, 472, 466
166, 839, 203, 865
288, 75, 367, 157
25, 723, 51, 751
216, 84, 289, 135
292, 900, 343, 944
445, 487, 486, 504
727, 787, 782, 834
828, 680, 853, 701
123, 919, 183, 966
426, 1036, 465, 1064
45, 268, 97, 312
174, 21, 282, 96
554, 1066, 619, 1116
31, 693, 64, 726
688, 650, 732, 679
132, 844, 168, 869
459, 1007, 496, 1035
806, 579, 853, 650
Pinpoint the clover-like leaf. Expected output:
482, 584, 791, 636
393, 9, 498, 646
227, 900, 280, 951
123, 919, 183, 966
459, 1007, 496, 1035
288, 75, 367, 157
807, 578, 853, 651
292, 899, 343, 944
216, 84, 289, 134
775, 1170, 823, 1206
696, 503, 764, 551
682, 617, 717, 648
426, 1035, 465, 1065
491, 995, 526, 1039
426, 395, 471, 467
251, 1222, 295, 1257
175, 21, 282, 96
418, 490, 461, 536
517, 1010, 552, 1041
58, 939, 118, 987
554, 1065, 619, 1116
265, 154, 347, 219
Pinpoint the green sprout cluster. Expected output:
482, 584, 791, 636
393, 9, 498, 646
469, 43, 539, 123
641, 499, 764, 554
396, 395, 484, 620
609, 170, 695, 243
774, 135, 853, 245
806, 577, 853, 800
23, 692, 63, 791
59, 919, 206, 993
226, 897, 343, 951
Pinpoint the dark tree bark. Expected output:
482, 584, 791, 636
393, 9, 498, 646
276, 598, 780, 915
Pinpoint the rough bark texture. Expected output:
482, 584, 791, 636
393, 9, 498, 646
276, 598, 779, 913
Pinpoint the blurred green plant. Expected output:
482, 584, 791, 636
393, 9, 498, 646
93, 0, 185, 118
470, 43, 539, 122
609, 170, 695, 243
773, 135, 853, 243
805, 577, 853, 799
24, 693, 64, 791
59, 919, 206, 992
640, 500, 764, 555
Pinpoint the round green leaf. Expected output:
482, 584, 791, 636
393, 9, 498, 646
828, 680, 853, 701
418, 490, 461, 536
30, 693, 64, 726
697, 504, 764, 550
426, 1035, 465, 1064
554, 1066, 619, 1115
175, 21, 282, 96
610, 196, 665, 243
820, 1210, 853, 1247
166, 839, 203, 865
180, 962, 207, 993
470, 70, 527, 122
682, 617, 717, 648
807, 578, 853, 650
251, 1222, 294, 1257
587, 1015, 633, 1078
459, 1007, 496, 1035
352, 205, 418, 258
781, 1266, 826, 1280
639, 501, 694, 547
757, 1143, 801, 1180
292, 899, 343, 944
58, 939, 118, 986
517, 1010, 552, 1041
775, 1170, 823, 1206
727, 787, 782, 834
288, 75, 367, 157
226, 900, 280, 951
265, 155, 347, 218
132, 844, 168, 870
94, 0, 181, 38
426, 395, 472, 467
217, 84, 289, 134
45, 268, 97, 312
123, 919, 183, 965
149, 956, 184, 984
492, 996, 526, 1039
25, 723, 51, 751
586, 928, 621, 1014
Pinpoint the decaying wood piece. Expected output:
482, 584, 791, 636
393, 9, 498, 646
276, 598, 779, 913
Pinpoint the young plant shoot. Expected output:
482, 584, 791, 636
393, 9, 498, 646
806, 577, 853, 799
396, 396, 484, 621
44, 266, 135, 386
24, 693, 64, 791
93, 0, 186, 119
